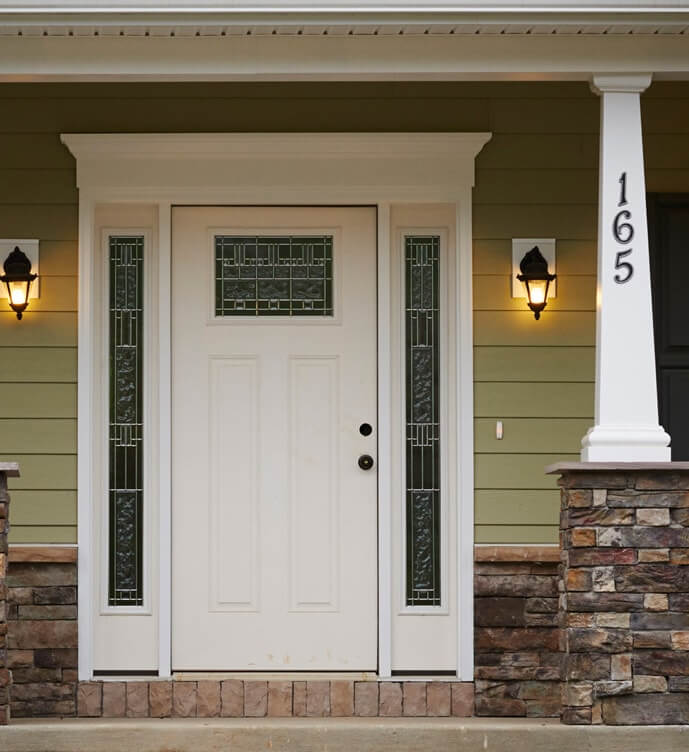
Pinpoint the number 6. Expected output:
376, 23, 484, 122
614, 249, 634, 284
613, 210, 634, 244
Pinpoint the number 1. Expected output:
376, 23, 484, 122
618, 172, 628, 207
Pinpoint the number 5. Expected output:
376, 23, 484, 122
614, 249, 634, 284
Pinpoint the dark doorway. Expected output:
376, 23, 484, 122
648, 194, 689, 461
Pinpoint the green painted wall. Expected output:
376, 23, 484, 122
0, 81, 687, 544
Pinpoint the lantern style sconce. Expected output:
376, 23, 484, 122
1, 245, 38, 320
512, 238, 557, 321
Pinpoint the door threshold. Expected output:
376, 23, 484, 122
173, 671, 379, 682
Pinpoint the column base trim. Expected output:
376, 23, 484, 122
580, 425, 671, 463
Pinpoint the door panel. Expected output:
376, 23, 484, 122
649, 194, 689, 461
171, 206, 378, 670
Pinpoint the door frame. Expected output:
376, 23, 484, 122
62, 132, 491, 681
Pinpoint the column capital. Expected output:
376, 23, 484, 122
590, 73, 653, 96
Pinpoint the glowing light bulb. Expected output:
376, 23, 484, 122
9, 282, 27, 307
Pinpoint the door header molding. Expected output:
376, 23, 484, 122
62, 132, 491, 201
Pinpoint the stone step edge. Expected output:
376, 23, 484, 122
4, 717, 688, 752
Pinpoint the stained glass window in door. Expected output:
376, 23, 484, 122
215, 235, 333, 316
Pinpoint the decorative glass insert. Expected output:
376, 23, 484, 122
215, 235, 333, 316
108, 236, 144, 607
405, 236, 441, 607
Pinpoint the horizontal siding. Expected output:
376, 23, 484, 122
474, 311, 596, 347
10, 490, 77, 525
0, 454, 76, 490
0, 169, 77, 205
8, 526, 76, 544
473, 205, 598, 240
475, 384, 594, 418
0, 384, 76, 418
475, 419, 592, 453
0, 81, 686, 544
475, 525, 559, 544
38, 241, 78, 276
474, 347, 595, 382
475, 490, 560, 526
0, 312, 77, 346
473, 169, 597, 206
0, 347, 76, 383
0, 420, 76, 454
475, 453, 580, 490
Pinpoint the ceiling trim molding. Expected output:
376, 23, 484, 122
1, 34, 688, 81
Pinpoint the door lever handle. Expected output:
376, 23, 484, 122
358, 454, 375, 471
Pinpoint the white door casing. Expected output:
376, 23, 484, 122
171, 206, 378, 670
61, 132, 489, 680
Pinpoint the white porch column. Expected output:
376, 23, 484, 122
581, 74, 671, 462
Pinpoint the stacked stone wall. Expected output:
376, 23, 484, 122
474, 555, 562, 717
6, 560, 78, 717
559, 467, 689, 725
3, 549, 569, 720
0, 472, 10, 725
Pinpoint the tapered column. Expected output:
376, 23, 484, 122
581, 74, 670, 462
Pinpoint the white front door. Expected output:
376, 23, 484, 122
171, 206, 378, 671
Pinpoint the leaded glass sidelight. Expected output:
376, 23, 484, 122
405, 235, 441, 607
108, 236, 144, 607
215, 235, 333, 316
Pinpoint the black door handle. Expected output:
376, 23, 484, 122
358, 454, 375, 471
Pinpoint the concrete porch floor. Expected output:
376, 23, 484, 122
3, 718, 689, 752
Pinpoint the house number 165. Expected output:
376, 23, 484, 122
613, 172, 634, 284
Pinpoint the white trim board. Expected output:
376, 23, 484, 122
1, 35, 689, 81
64, 131, 490, 682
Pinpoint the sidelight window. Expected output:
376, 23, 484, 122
108, 235, 145, 607
405, 235, 441, 607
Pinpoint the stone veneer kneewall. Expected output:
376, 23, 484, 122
0, 472, 10, 725
558, 466, 689, 725
6, 556, 78, 718
5, 546, 563, 719
474, 550, 561, 717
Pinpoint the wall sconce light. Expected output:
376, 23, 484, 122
517, 246, 556, 320
1, 246, 37, 320
511, 238, 557, 321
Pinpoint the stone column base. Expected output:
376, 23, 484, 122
550, 462, 689, 725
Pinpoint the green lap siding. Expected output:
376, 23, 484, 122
0, 80, 687, 544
